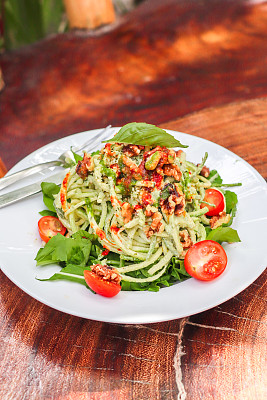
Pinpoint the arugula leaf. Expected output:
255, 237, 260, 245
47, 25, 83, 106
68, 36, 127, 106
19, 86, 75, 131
72, 231, 96, 241
195, 152, 208, 175
38, 267, 87, 286
224, 190, 238, 216
100, 159, 116, 182
72, 151, 83, 163
41, 182, 60, 213
218, 190, 239, 227
208, 170, 223, 185
121, 257, 190, 292
91, 150, 100, 156
206, 226, 241, 243
39, 209, 57, 217
104, 122, 188, 148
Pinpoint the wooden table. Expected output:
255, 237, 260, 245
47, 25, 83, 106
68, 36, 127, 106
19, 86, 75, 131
0, 1, 266, 399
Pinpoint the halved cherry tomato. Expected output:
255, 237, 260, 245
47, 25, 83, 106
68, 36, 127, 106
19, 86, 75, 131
184, 240, 227, 281
38, 216, 66, 243
200, 188, 225, 216
84, 270, 121, 297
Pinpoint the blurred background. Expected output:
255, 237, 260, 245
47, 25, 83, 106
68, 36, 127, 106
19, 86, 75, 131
0, 0, 143, 51
0, 0, 267, 174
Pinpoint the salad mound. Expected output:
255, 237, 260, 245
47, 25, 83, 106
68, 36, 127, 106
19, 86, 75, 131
35, 123, 241, 294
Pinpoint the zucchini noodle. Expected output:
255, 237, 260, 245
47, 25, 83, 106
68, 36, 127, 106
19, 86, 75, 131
53, 141, 229, 287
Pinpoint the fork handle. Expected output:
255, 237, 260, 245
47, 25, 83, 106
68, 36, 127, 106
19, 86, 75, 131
0, 160, 62, 191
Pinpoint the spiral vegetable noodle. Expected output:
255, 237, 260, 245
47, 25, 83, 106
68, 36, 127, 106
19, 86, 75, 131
53, 139, 227, 285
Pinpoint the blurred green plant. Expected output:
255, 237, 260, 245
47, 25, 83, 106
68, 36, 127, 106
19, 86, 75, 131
0, 0, 143, 51
1, 0, 67, 50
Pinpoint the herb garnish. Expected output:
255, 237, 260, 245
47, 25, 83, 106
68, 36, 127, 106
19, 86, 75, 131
104, 122, 188, 148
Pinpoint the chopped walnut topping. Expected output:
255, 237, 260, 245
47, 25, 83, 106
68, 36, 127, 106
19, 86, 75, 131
76, 153, 94, 179
145, 205, 158, 217
110, 163, 120, 177
167, 149, 176, 164
122, 155, 139, 173
121, 165, 131, 175
176, 150, 184, 158
140, 187, 153, 206
102, 143, 116, 157
121, 202, 133, 224
156, 166, 164, 176
151, 211, 163, 232
145, 211, 164, 238
163, 164, 182, 181
179, 230, 193, 249
144, 206, 164, 238
210, 212, 231, 229
198, 164, 210, 178
122, 144, 143, 157
140, 180, 155, 188
145, 146, 163, 158
91, 264, 121, 285
160, 187, 185, 216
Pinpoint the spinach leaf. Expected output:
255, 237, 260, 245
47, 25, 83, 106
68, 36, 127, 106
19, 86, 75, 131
40, 182, 60, 213
35, 233, 92, 267
104, 122, 188, 148
206, 227, 241, 243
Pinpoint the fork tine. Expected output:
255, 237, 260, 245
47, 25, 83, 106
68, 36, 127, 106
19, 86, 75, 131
84, 128, 116, 153
72, 125, 112, 153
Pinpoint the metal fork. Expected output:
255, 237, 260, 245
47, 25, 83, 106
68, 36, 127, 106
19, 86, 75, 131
0, 125, 112, 191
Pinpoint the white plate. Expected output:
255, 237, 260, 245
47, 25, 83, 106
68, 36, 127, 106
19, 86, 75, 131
0, 128, 266, 324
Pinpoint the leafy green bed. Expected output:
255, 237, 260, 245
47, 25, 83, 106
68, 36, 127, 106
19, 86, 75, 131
35, 168, 240, 292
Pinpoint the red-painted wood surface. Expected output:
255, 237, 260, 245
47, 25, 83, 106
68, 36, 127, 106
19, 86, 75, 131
1, 0, 267, 170
0, 0, 266, 399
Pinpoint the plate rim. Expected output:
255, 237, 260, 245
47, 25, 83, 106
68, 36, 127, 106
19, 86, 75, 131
0, 127, 267, 324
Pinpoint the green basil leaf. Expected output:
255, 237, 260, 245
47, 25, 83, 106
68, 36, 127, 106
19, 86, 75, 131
206, 227, 241, 243
104, 122, 188, 148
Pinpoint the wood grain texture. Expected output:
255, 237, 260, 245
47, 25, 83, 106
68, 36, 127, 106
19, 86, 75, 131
163, 98, 267, 400
164, 97, 267, 180
0, 97, 266, 400
1, 0, 267, 170
0, 268, 186, 399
